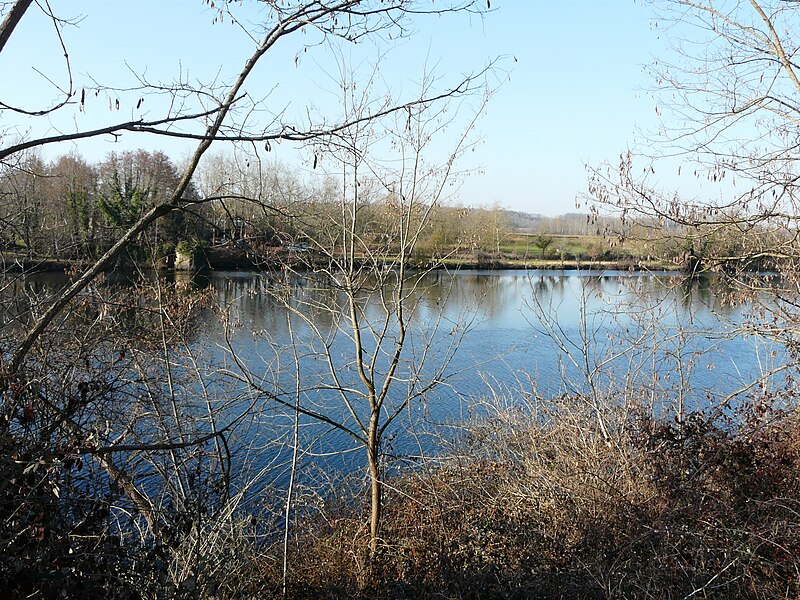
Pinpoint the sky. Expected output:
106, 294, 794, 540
0, 1, 672, 216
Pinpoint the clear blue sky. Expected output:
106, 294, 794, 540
0, 1, 670, 216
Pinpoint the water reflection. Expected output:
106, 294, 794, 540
1, 267, 791, 482
1, 268, 785, 416
203, 269, 773, 400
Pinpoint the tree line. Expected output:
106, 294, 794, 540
1, 149, 543, 267
1, 151, 203, 263
5, 147, 769, 273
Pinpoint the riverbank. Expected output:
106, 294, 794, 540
0, 250, 682, 275
430, 256, 681, 272
251, 396, 800, 599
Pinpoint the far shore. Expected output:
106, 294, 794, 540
0, 251, 685, 276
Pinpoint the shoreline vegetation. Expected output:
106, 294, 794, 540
254, 397, 800, 599
0, 228, 690, 275
0, 250, 683, 275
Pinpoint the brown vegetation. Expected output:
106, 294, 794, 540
261, 397, 800, 599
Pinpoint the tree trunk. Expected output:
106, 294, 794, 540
367, 418, 381, 559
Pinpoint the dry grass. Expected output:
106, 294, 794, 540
6, 381, 799, 598
260, 396, 800, 599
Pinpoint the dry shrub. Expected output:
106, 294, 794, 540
265, 395, 800, 599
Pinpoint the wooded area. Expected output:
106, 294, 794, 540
0, 149, 671, 272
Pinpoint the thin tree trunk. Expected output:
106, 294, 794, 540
283, 315, 302, 597
367, 417, 381, 558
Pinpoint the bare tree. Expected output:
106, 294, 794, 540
1, 0, 491, 376
223, 58, 489, 572
589, 1, 800, 272
0, 1, 494, 594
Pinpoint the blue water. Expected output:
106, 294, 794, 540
181, 269, 788, 485
4, 268, 786, 491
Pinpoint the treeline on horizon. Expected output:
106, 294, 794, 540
0, 148, 671, 269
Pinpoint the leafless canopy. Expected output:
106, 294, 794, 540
588, 1, 800, 280
0, 0, 491, 375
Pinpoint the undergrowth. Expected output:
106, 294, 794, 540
264, 397, 800, 599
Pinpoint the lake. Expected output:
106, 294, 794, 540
202, 268, 778, 395
179, 268, 788, 480
3, 268, 790, 485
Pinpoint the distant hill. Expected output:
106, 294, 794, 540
503, 210, 545, 231
501, 210, 603, 236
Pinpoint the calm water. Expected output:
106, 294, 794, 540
181, 269, 787, 475
3, 268, 790, 481
203, 268, 778, 402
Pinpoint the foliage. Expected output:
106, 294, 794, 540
0, 150, 207, 263
533, 234, 553, 258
